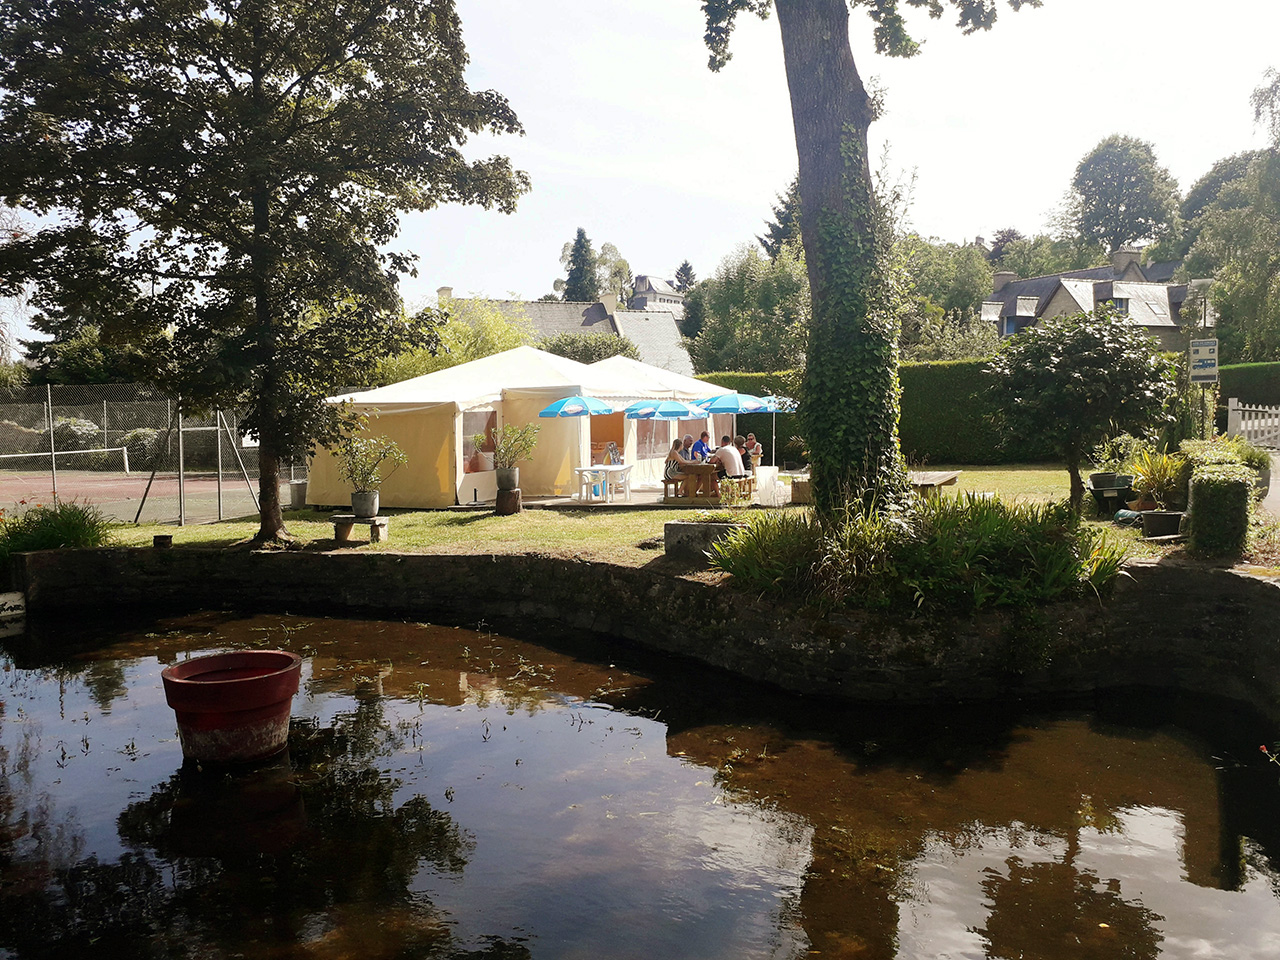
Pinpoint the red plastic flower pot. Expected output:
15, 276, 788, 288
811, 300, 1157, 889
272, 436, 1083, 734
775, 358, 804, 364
161, 650, 302, 764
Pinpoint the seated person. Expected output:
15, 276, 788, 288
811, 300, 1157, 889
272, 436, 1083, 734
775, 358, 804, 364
691, 431, 712, 461
680, 434, 696, 461
712, 435, 746, 479
735, 435, 753, 473
664, 438, 693, 495
745, 433, 763, 462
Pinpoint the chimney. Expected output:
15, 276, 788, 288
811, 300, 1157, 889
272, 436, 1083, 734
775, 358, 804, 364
436, 285, 453, 302
992, 271, 1018, 294
600, 292, 617, 315
1110, 247, 1140, 276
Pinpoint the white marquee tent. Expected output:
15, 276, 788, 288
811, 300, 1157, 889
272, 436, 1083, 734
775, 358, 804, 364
307, 346, 731, 508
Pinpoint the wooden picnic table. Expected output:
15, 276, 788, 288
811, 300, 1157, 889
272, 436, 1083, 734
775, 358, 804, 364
908, 470, 961, 496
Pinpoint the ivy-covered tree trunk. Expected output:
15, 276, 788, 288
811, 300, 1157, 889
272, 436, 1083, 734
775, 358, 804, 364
775, 0, 906, 515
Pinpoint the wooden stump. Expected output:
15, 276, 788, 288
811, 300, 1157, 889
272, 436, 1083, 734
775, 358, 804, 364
496, 488, 523, 515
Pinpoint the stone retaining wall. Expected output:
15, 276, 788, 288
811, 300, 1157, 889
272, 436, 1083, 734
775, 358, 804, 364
14, 548, 1280, 719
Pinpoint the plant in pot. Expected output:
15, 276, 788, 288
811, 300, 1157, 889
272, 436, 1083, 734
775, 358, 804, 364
1131, 450, 1188, 537
334, 434, 408, 517
474, 423, 540, 491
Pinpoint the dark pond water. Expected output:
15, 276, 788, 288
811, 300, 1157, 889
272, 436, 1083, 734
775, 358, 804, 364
2, 611, 1280, 959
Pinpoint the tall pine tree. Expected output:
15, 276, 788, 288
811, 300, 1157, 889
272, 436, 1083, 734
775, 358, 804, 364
561, 228, 600, 302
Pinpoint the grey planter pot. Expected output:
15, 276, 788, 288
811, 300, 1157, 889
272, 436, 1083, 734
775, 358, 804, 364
496, 467, 519, 491
351, 490, 379, 518
1141, 510, 1184, 538
664, 520, 743, 560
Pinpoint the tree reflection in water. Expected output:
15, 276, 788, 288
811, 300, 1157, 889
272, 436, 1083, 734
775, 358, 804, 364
4, 611, 1280, 960
1, 679, 530, 960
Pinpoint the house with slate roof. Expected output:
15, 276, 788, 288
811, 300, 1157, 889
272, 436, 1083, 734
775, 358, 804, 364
628, 275, 686, 319
436, 287, 695, 378
980, 248, 1211, 349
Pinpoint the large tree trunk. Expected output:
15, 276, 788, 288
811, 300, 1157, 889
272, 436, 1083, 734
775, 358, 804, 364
776, 0, 906, 516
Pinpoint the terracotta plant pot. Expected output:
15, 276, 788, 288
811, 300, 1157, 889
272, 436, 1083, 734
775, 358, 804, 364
351, 489, 379, 518
161, 650, 302, 764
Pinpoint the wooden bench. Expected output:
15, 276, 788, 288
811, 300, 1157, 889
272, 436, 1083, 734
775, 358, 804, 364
908, 470, 961, 497
720, 475, 756, 503
330, 513, 389, 543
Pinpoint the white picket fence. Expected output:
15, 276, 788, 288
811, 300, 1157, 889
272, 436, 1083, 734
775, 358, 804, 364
1227, 397, 1280, 449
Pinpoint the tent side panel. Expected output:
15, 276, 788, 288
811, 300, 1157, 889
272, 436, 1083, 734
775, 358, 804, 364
502, 397, 578, 497
373, 406, 457, 508
306, 404, 457, 509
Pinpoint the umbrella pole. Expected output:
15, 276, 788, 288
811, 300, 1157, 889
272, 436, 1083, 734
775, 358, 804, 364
772, 410, 776, 468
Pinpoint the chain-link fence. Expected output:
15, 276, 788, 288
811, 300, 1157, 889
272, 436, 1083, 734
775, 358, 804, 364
0, 383, 303, 524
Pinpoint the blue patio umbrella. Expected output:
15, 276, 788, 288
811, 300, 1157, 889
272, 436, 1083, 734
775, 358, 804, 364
538, 395, 615, 418
623, 399, 708, 420
761, 395, 798, 467
698, 392, 767, 415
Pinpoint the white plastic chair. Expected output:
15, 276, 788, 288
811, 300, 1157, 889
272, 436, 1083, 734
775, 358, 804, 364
607, 465, 633, 502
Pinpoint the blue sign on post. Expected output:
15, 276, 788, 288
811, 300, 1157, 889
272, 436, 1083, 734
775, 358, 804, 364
1190, 339, 1218, 384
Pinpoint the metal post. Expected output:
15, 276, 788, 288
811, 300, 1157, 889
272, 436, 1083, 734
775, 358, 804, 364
219, 411, 259, 511
46, 384, 58, 503
215, 408, 224, 521
102, 399, 108, 454
1228, 397, 1241, 438
177, 401, 186, 526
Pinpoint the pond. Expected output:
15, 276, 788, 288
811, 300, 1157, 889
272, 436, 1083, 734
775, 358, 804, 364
2, 611, 1279, 959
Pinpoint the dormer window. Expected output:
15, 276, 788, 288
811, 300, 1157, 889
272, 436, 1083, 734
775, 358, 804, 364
1107, 298, 1129, 314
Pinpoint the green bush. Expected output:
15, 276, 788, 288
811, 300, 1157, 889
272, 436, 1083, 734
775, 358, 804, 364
1187, 464, 1253, 557
0, 500, 113, 563
53, 416, 100, 449
538, 331, 639, 364
709, 494, 1128, 613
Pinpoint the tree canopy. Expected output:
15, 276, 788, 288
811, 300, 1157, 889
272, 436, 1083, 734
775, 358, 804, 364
375, 297, 534, 386
1070, 135, 1180, 253
987, 310, 1173, 511
538, 331, 639, 364
759, 176, 801, 259
685, 242, 810, 373
702, 0, 1039, 514
1182, 71, 1280, 362
0, 0, 528, 539
675, 260, 697, 292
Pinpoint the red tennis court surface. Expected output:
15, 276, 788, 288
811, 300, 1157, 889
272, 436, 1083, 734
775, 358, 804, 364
0, 469, 263, 524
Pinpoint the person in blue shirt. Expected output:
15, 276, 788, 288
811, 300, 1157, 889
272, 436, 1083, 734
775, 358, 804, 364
691, 431, 712, 462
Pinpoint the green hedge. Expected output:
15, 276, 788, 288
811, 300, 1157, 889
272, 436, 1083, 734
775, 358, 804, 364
1220, 362, 1280, 406
899, 360, 1052, 464
1187, 464, 1253, 557
697, 362, 1054, 465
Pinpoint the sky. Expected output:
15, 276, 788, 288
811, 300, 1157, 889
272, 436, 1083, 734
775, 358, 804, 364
397, 0, 1280, 307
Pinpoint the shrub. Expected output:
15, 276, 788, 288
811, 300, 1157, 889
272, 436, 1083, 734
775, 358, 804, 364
1187, 464, 1253, 557
0, 500, 113, 563
709, 494, 1129, 613
538, 331, 639, 364
121, 427, 163, 465
53, 416, 100, 449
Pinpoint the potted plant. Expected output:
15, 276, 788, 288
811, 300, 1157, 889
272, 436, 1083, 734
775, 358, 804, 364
334, 434, 408, 517
1130, 450, 1187, 536
475, 423, 540, 491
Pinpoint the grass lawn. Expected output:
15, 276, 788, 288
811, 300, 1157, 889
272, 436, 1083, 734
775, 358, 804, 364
106, 462, 1177, 566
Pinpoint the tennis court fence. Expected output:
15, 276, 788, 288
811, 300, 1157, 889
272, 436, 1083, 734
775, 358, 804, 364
0, 383, 304, 524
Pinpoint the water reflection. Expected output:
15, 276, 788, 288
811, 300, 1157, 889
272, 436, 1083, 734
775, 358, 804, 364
1, 612, 1279, 959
